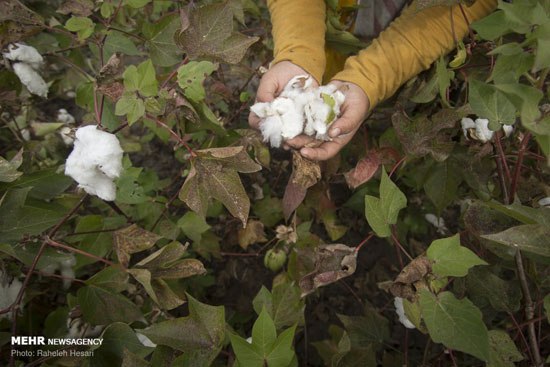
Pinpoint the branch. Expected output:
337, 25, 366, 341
145, 114, 197, 156
509, 133, 530, 204
160, 57, 189, 89
47, 239, 128, 273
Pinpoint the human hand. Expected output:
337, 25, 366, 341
285, 80, 370, 161
249, 61, 319, 129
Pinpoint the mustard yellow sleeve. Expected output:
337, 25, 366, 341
268, 0, 327, 84
332, 0, 498, 109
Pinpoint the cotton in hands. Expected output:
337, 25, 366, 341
250, 75, 345, 148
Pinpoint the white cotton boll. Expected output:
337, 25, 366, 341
21, 128, 31, 141
12, 62, 48, 98
394, 297, 415, 329
250, 102, 270, 119
59, 255, 76, 289
538, 197, 550, 207
65, 126, 123, 201
246, 337, 253, 344
474, 118, 494, 143
58, 109, 76, 125
60, 126, 74, 145
461, 117, 476, 138
3, 43, 43, 70
136, 333, 157, 348
66, 317, 104, 339
502, 124, 514, 138
0, 275, 23, 320
425, 213, 448, 235
260, 115, 284, 148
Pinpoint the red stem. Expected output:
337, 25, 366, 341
389, 156, 406, 178
355, 232, 374, 253
160, 57, 189, 89
508, 312, 535, 365
145, 114, 196, 156
509, 133, 531, 204
47, 239, 128, 273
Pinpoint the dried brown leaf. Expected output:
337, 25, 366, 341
58, 0, 94, 16
344, 152, 379, 189
113, 224, 161, 267
292, 151, 321, 189
238, 220, 267, 250
98, 82, 125, 102
99, 52, 124, 82
389, 255, 433, 301
298, 244, 357, 297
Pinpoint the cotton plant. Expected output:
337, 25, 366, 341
2, 43, 48, 98
65, 125, 123, 201
460, 117, 513, 143
250, 75, 345, 147
424, 213, 448, 235
57, 109, 76, 145
41, 255, 77, 290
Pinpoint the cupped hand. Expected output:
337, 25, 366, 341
248, 61, 319, 129
285, 80, 370, 161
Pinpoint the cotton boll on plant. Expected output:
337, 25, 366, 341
394, 297, 415, 329
65, 126, 123, 201
12, 62, 48, 98
461, 117, 515, 143
251, 74, 346, 147
57, 109, 76, 125
3, 43, 43, 70
0, 274, 23, 320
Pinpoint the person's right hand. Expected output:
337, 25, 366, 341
248, 61, 319, 129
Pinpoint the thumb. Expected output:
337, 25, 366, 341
256, 75, 278, 103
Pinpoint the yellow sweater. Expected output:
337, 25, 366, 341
268, 0, 498, 109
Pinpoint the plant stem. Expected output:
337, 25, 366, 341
514, 250, 543, 366
48, 239, 128, 273
145, 114, 197, 156
392, 226, 413, 262
107, 27, 147, 42
150, 190, 180, 231
389, 156, 406, 179
494, 131, 512, 183
509, 133, 530, 204
33, 270, 86, 284
458, 4, 475, 47
355, 232, 374, 253
93, 84, 102, 126
47, 54, 93, 81
160, 57, 189, 89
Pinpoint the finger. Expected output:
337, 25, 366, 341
328, 111, 363, 138
256, 75, 278, 103
285, 134, 315, 149
249, 111, 261, 129
300, 141, 343, 161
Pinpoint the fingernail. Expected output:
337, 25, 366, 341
301, 148, 310, 158
330, 128, 341, 137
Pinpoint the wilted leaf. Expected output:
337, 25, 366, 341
235, 129, 271, 167
139, 293, 225, 365
179, 147, 261, 227
174, 0, 259, 64
238, 220, 267, 250
282, 181, 307, 222
292, 152, 321, 189
0, 150, 23, 182
113, 224, 161, 267
419, 290, 489, 361
58, 0, 94, 16
99, 52, 124, 83
344, 152, 379, 189
389, 255, 433, 301
299, 244, 357, 297
0, 1, 43, 48
426, 234, 487, 277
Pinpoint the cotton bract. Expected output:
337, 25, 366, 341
3, 43, 48, 98
251, 75, 345, 147
65, 126, 123, 201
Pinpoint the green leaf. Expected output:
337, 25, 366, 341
174, 0, 259, 64
229, 333, 263, 367
77, 285, 142, 325
322, 210, 348, 241
469, 79, 516, 128
449, 40, 466, 68
426, 234, 487, 277
65, 16, 94, 39
364, 195, 391, 238
139, 293, 225, 366
177, 212, 211, 243
0, 167, 73, 200
86, 266, 129, 293
0, 151, 23, 182
436, 56, 452, 105
466, 267, 521, 313
380, 167, 407, 225
177, 61, 217, 103
487, 330, 523, 367
253, 282, 305, 331
123, 60, 158, 97
481, 224, 550, 256
103, 32, 140, 61
113, 224, 161, 267
337, 306, 390, 348
144, 14, 182, 67
124, 0, 151, 9
266, 325, 297, 367
253, 196, 283, 227
115, 94, 145, 125
470, 10, 528, 40
493, 83, 542, 129
252, 308, 277, 356
89, 323, 153, 367
419, 290, 489, 361
423, 160, 462, 214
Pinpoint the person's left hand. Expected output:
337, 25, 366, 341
284, 80, 370, 161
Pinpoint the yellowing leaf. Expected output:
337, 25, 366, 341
113, 224, 161, 267
238, 220, 267, 250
